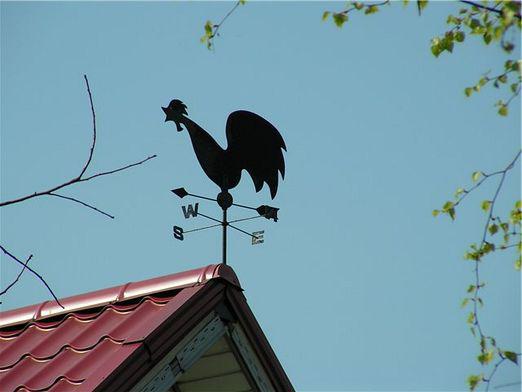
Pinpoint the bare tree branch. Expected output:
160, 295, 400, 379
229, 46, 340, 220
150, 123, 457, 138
0, 245, 63, 308
0, 254, 32, 298
48, 193, 115, 219
79, 74, 96, 178
0, 75, 157, 211
80, 154, 157, 182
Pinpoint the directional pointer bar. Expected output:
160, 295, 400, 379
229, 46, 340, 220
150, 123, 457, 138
171, 187, 279, 221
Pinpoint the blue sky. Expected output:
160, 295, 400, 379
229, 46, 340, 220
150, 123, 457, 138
1, 2, 520, 391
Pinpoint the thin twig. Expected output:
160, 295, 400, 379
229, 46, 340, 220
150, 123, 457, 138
0, 245, 63, 308
484, 357, 506, 392
340, 0, 390, 15
210, 1, 242, 41
49, 193, 115, 219
79, 74, 96, 178
472, 151, 520, 337
79, 154, 157, 182
0, 254, 32, 297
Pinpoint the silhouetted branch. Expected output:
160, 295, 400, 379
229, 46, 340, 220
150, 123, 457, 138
49, 193, 115, 219
79, 74, 96, 178
0, 254, 32, 297
0, 75, 157, 215
80, 154, 157, 182
0, 245, 63, 308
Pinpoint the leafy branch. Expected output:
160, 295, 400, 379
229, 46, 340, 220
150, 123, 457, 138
322, 1, 391, 27
201, 0, 246, 50
324, 1, 521, 118
434, 150, 521, 391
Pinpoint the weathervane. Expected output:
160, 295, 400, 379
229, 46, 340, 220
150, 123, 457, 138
162, 99, 286, 265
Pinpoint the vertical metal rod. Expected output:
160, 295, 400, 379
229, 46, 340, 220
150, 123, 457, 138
222, 208, 227, 265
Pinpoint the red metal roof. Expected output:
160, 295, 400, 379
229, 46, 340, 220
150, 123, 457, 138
0, 264, 241, 391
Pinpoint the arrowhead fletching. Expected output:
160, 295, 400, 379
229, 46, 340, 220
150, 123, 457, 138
256, 205, 279, 222
171, 187, 188, 198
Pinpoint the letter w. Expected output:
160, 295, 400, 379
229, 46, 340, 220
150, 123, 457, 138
182, 203, 199, 219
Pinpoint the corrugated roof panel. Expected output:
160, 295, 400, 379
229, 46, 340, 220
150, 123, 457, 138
0, 264, 238, 391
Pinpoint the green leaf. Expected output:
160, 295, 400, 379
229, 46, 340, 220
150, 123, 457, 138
332, 13, 348, 27
511, 83, 519, 93
445, 39, 454, 53
354, 2, 364, 10
467, 374, 482, 391
498, 105, 508, 116
204, 20, 213, 34
454, 187, 465, 198
467, 312, 475, 325
483, 32, 492, 44
448, 207, 456, 220
478, 77, 488, 87
461, 298, 470, 308
464, 87, 473, 97
477, 350, 494, 365
482, 242, 495, 254
500, 222, 509, 233
455, 31, 465, 42
432, 209, 440, 217
466, 284, 475, 293
443, 201, 454, 210
503, 351, 518, 364
515, 200, 521, 209
481, 200, 491, 212
365, 5, 379, 15
322, 11, 331, 21
498, 74, 507, 83
488, 224, 498, 235
469, 18, 481, 30
472, 171, 482, 182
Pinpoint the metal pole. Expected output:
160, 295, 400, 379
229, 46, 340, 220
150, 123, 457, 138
222, 208, 227, 265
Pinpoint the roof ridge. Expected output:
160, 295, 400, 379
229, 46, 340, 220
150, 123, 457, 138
0, 263, 240, 329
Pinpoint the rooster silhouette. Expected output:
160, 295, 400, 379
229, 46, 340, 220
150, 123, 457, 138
162, 99, 286, 199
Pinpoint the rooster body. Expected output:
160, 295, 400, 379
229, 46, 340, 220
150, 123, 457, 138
163, 100, 286, 199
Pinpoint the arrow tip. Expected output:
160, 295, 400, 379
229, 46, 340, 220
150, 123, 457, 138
256, 205, 279, 222
171, 187, 188, 198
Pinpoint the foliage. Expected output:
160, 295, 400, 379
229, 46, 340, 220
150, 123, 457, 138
201, 0, 246, 50
322, 2, 522, 389
322, 1, 522, 118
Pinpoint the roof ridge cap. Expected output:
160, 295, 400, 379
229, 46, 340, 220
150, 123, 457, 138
0, 263, 241, 329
